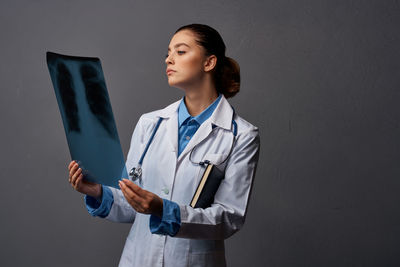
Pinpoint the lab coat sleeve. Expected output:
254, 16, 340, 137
84, 184, 137, 223
174, 127, 260, 240
104, 187, 137, 223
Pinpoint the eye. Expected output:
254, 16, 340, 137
165, 51, 186, 59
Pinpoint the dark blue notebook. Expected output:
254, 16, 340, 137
46, 51, 127, 189
190, 163, 225, 209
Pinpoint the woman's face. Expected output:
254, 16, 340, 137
165, 30, 209, 90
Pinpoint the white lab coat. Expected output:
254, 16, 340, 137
104, 94, 260, 267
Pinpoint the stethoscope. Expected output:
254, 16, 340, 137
129, 108, 238, 182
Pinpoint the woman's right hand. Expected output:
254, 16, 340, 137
68, 160, 102, 200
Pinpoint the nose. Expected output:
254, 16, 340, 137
165, 52, 174, 65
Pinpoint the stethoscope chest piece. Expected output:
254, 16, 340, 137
129, 166, 142, 181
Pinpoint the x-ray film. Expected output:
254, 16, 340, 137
46, 51, 127, 189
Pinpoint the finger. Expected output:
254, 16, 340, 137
74, 174, 83, 190
121, 179, 155, 211
70, 167, 80, 184
120, 181, 152, 213
69, 163, 79, 178
119, 184, 143, 212
119, 180, 139, 200
69, 161, 78, 173
122, 179, 145, 196
68, 163, 76, 182
68, 160, 75, 171
119, 181, 143, 204
71, 168, 82, 185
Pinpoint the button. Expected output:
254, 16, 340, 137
186, 136, 190, 140
162, 188, 169, 195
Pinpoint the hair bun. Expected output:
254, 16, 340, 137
217, 56, 240, 98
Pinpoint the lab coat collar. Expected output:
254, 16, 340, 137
178, 93, 222, 128
158, 94, 234, 131
158, 99, 181, 119
209, 94, 234, 131
157, 94, 234, 161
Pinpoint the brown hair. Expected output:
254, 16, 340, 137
174, 24, 240, 98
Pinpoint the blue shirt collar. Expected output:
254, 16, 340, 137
178, 93, 222, 128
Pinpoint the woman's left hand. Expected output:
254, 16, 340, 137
119, 178, 163, 218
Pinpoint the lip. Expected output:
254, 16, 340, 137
166, 69, 176, 75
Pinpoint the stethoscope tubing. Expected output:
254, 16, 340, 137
129, 107, 237, 180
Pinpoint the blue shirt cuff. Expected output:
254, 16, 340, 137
149, 198, 181, 236
84, 185, 114, 218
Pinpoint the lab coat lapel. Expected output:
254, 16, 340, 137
158, 99, 180, 158
165, 112, 179, 157
177, 120, 212, 162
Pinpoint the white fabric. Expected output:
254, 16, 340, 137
105, 94, 260, 267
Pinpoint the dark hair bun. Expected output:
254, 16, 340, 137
216, 56, 240, 98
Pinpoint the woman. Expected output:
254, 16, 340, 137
68, 23, 260, 267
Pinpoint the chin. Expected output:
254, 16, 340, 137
167, 80, 176, 87
167, 78, 183, 89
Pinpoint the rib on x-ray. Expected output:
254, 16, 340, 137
46, 51, 127, 189
57, 62, 80, 133
80, 63, 117, 138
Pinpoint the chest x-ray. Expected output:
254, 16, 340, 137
46, 51, 127, 189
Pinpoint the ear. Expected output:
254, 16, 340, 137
203, 55, 217, 72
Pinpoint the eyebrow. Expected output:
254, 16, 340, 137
168, 43, 190, 51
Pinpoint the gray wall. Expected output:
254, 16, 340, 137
1, 1, 399, 266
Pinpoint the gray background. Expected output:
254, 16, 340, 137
1, 0, 399, 266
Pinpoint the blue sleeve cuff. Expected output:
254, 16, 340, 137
149, 198, 181, 236
84, 185, 114, 218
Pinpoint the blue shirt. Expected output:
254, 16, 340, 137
84, 93, 222, 236
178, 93, 222, 156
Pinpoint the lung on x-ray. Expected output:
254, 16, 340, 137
46, 51, 127, 189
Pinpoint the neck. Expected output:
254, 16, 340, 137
184, 87, 219, 117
